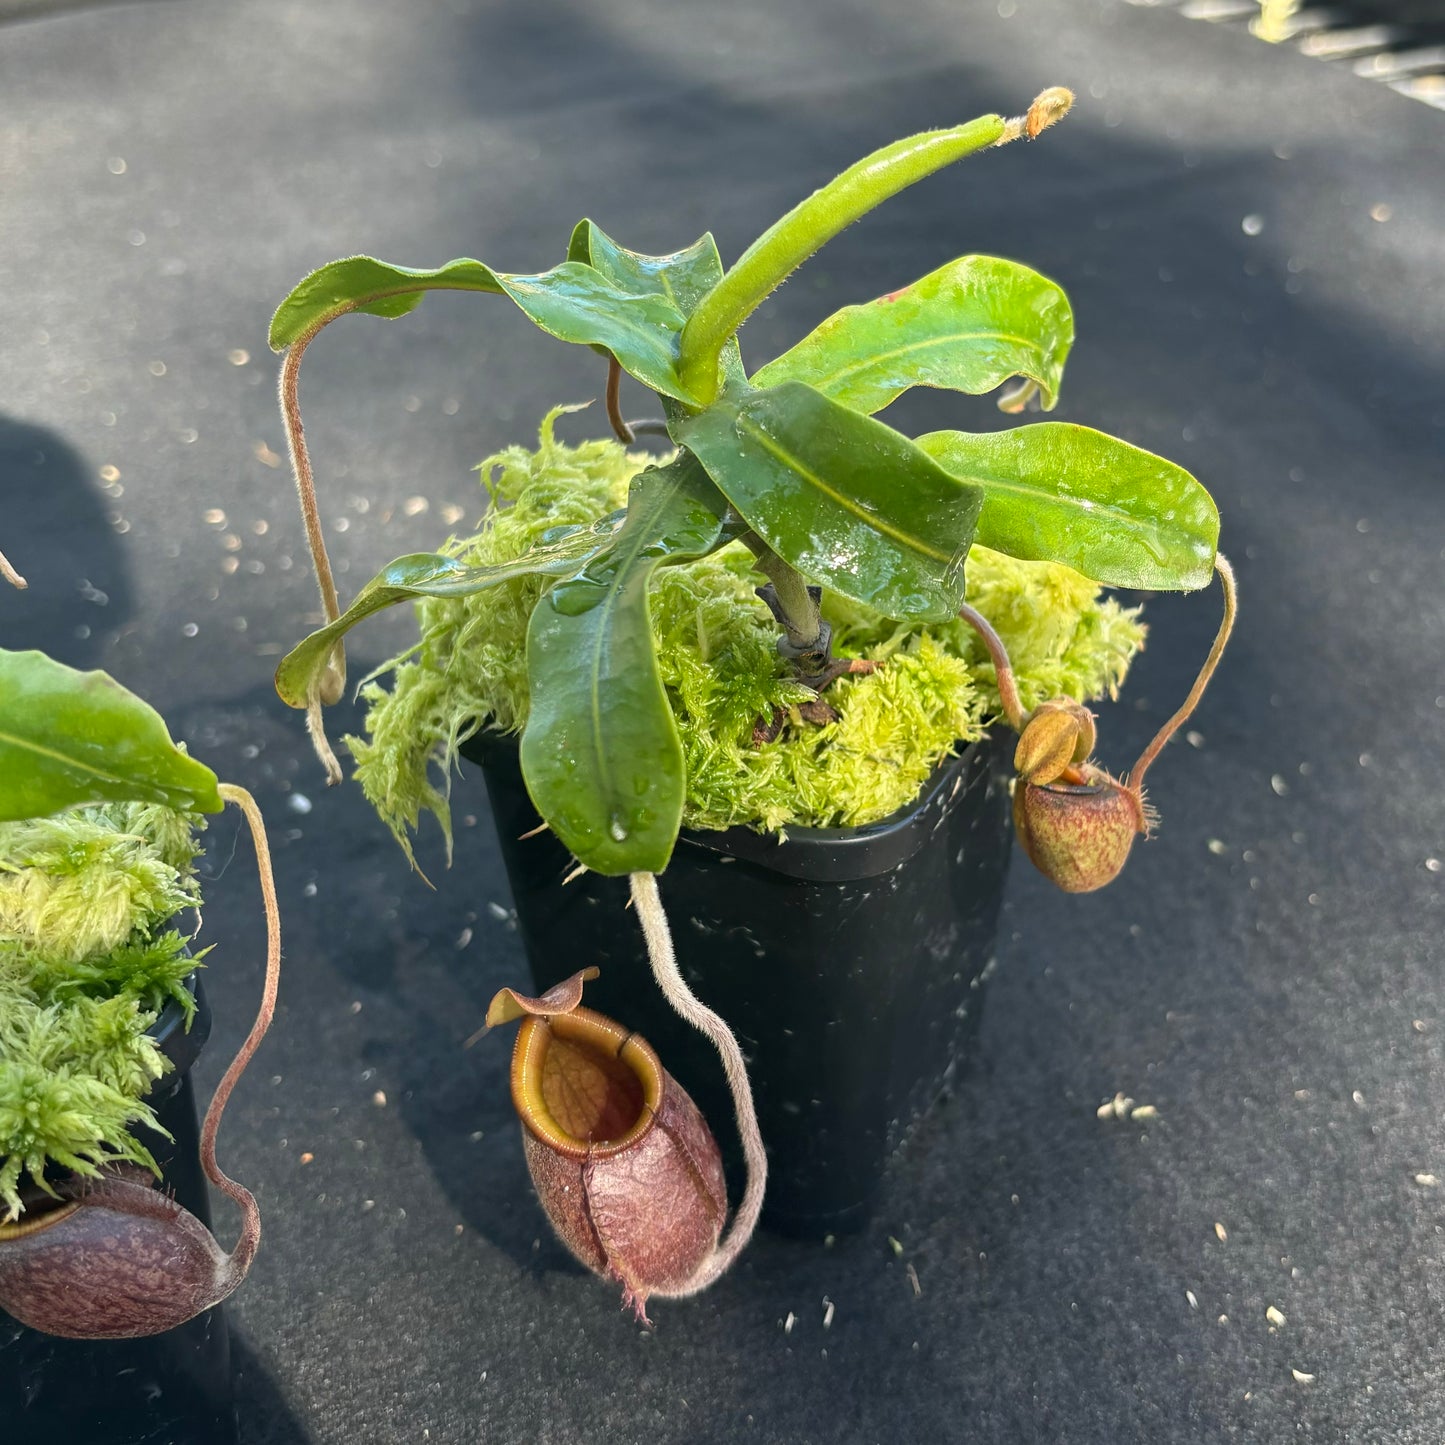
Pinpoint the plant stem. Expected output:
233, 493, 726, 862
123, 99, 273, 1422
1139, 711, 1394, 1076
0, 548, 26, 589
279, 318, 348, 705
1128, 554, 1237, 794
957, 602, 1026, 732
207, 784, 282, 1272
605, 357, 635, 444
629, 872, 766, 1295
739, 533, 823, 651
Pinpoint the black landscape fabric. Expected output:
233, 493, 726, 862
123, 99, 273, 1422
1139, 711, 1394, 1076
2, 0, 1443, 1441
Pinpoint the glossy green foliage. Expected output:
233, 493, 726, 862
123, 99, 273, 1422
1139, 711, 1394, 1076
274, 518, 626, 709
520, 454, 728, 875
676, 382, 983, 621
915, 424, 1219, 591
568, 222, 724, 315
269, 255, 698, 403
568, 221, 746, 391
752, 255, 1072, 413
0, 650, 222, 821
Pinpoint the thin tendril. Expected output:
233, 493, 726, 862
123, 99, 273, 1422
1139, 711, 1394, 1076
628, 872, 766, 1293
957, 602, 1026, 732
279, 317, 348, 704
605, 357, 635, 444
0, 549, 27, 589
204, 784, 283, 1273
1128, 554, 1237, 793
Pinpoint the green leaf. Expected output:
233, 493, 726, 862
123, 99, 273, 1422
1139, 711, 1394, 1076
273, 517, 627, 709
569, 221, 726, 316
569, 221, 745, 395
751, 255, 1073, 413
914, 423, 1219, 590
520, 453, 728, 876
0, 650, 222, 820
268, 255, 699, 403
678, 113, 1009, 403
675, 381, 983, 621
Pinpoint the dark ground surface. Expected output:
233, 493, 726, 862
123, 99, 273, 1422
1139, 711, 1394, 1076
2, 1, 1444, 1441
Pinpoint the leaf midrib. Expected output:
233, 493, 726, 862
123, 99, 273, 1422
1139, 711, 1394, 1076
0, 727, 148, 792
796, 327, 1047, 393
733, 412, 957, 565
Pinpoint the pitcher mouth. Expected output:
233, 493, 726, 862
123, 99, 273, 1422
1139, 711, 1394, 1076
0, 1199, 81, 1240
510, 1005, 664, 1160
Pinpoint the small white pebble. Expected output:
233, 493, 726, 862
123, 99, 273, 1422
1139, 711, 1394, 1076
349, 1001, 363, 1014
1353, 1090, 1366, 1107
403, 496, 429, 516
1186, 1290, 1198, 1310
1207, 838, 1228, 855
1186, 730, 1205, 748
1218, 1314, 1229, 1325
1427, 859, 1442, 873
1292, 1369, 1315, 1385
1131, 1104, 1158, 1121
228, 349, 250, 366
1370, 203, 1392, 222
372, 1090, 387, 1107
822, 1298, 834, 1330
1242, 214, 1264, 236
1270, 774, 1289, 796
1267, 1305, 1286, 1328
361, 1199, 375, 1212
487, 902, 511, 920
1415, 1173, 1438, 1187
287, 792, 313, 815
1215, 1222, 1228, 1242
455, 927, 473, 949
783, 1311, 795, 1336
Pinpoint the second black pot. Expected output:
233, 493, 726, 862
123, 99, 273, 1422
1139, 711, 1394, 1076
466, 732, 1014, 1236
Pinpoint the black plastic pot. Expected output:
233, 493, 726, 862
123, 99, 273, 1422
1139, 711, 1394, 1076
0, 976, 238, 1445
464, 732, 1013, 1236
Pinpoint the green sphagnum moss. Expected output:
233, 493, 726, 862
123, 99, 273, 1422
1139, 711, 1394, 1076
348, 410, 1146, 862
0, 802, 204, 1219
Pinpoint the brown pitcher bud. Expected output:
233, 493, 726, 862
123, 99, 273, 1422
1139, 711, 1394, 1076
0, 1168, 255, 1339
488, 970, 727, 1326
1012, 765, 1146, 894
1014, 698, 1097, 786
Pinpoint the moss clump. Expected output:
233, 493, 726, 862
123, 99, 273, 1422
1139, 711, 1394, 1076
349, 409, 1146, 854
0, 802, 204, 1220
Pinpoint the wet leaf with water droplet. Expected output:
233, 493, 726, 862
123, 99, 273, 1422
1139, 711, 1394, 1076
521, 453, 728, 875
